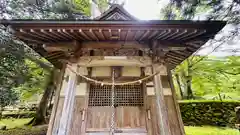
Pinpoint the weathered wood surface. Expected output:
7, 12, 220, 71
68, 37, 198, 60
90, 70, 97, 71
87, 107, 112, 130
86, 106, 146, 133
115, 106, 146, 129
81, 41, 148, 49
146, 96, 160, 135
77, 56, 152, 67
52, 97, 65, 134
164, 96, 181, 135
153, 64, 172, 135
47, 68, 65, 135
167, 68, 185, 135
58, 72, 77, 135
69, 97, 85, 135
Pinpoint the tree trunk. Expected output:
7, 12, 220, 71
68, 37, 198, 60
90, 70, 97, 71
175, 74, 184, 99
27, 71, 55, 126
0, 106, 3, 120
186, 59, 194, 99
186, 76, 194, 99
47, 87, 55, 115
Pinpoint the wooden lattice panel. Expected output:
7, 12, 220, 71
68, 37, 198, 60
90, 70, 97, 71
88, 84, 143, 106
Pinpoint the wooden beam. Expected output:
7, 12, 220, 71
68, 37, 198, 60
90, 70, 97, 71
152, 40, 187, 48
80, 41, 148, 49
77, 56, 152, 67
43, 41, 79, 52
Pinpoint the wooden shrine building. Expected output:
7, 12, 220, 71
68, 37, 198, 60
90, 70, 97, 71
1, 5, 226, 135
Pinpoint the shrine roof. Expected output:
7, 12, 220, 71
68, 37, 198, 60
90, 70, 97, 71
0, 5, 226, 69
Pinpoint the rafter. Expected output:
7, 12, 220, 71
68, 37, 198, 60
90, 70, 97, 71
70, 29, 85, 40
49, 29, 65, 39
30, 29, 56, 42
176, 29, 198, 40
98, 29, 106, 40
79, 29, 91, 40
62, 29, 77, 40
139, 30, 150, 41
89, 29, 99, 41
19, 29, 47, 41
57, 29, 71, 40
40, 29, 62, 40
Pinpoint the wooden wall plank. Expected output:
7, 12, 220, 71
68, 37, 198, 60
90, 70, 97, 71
87, 107, 112, 130
146, 96, 160, 135
115, 106, 146, 129
164, 96, 181, 135
167, 69, 185, 135
52, 97, 65, 134
69, 97, 85, 135
47, 68, 65, 135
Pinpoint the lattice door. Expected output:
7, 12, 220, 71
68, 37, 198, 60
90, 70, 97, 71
87, 84, 146, 132
88, 84, 143, 107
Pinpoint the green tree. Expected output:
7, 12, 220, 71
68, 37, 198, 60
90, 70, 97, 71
0, 0, 110, 125
173, 56, 240, 100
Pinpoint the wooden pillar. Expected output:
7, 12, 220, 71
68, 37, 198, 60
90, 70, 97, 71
47, 67, 66, 135
152, 64, 172, 135
167, 68, 185, 135
58, 66, 77, 135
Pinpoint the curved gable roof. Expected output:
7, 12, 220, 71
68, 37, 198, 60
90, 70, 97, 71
95, 4, 137, 21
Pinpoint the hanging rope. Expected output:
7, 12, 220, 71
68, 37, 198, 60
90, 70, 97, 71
67, 65, 160, 85
110, 68, 115, 135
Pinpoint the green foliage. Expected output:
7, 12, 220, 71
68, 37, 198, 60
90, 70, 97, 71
13, 60, 49, 101
0, 118, 32, 129
1, 112, 35, 119
173, 56, 240, 100
0, 125, 238, 135
0, 28, 27, 108
0, 126, 47, 135
179, 100, 240, 127
185, 126, 239, 135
